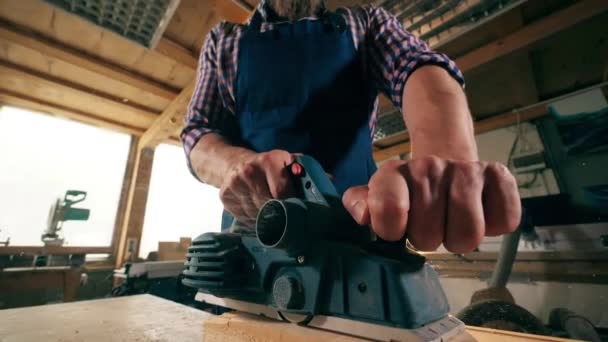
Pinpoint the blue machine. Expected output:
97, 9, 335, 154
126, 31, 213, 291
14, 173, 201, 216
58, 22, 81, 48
182, 156, 464, 341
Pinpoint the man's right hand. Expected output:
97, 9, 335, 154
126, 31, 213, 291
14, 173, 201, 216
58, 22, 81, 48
219, 149, 296, 227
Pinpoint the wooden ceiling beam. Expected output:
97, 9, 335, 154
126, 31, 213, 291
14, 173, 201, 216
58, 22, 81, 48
139, 80, 196, 149
156, 37, 199, 70
473, 105, 548, 135
410, 0, 484, 38
373, 0, 608, 161
457, 0, 608, 73
129, 0, 254, 148
0, 59, 160, 113
0, 60, 157, 129
0, 19, 181, 100
232, 0, 256, 12
216, 1, 254, 23
0, 90, 145, 136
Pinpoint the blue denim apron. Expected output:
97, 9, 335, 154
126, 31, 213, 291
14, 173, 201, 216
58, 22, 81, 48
222, 8, 377, 230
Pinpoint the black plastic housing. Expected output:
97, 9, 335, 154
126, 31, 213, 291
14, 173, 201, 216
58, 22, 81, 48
182, 155, 450, 328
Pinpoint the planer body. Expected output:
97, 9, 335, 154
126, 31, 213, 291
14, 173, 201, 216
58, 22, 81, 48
182, 155, 464, 341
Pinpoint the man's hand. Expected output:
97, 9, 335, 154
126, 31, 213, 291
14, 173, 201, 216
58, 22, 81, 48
342, 156, 521, 253
220, 149, 295, 227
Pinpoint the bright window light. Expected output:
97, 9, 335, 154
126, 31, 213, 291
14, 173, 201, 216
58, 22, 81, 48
139, 143, 223, 259
0, 106, 131, 246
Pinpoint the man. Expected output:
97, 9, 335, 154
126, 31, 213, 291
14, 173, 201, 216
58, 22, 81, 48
181, 0, 521, 253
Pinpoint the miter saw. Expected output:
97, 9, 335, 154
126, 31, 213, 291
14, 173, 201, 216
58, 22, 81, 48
182, 156, 465, 341
42, 190, 90, 246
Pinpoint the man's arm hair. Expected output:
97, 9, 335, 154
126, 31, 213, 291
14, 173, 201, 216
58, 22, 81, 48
181, 24, 256, 186
402, 65, 477, 161
189, 133, 256, 188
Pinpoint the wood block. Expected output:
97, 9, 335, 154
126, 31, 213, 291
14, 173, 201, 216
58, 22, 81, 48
203, 312, 368, 342
179, 237, 192, 250
157, 237, 192, 261
203, 312, 580, 342
0, 266, 82, 304
0, 294, 211, 341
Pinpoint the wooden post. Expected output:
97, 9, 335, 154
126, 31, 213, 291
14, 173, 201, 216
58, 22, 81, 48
114, 79, 196, 268
111, 1, 254, 268
110, 138, 138, 264
114, 144, 155, 267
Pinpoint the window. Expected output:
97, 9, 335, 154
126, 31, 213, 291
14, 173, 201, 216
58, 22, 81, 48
139, 143, 223, 258
0, 106, 131, 246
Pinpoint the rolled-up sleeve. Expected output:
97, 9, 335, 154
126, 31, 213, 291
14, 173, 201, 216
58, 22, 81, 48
180, 27, 232, 162
363, 5, 465, 109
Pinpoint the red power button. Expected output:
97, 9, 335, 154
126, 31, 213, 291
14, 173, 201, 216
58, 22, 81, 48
290, 162, 303, 176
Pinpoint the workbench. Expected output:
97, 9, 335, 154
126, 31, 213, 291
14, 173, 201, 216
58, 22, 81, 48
0, 294, 576, 341
0, 266, 82, 303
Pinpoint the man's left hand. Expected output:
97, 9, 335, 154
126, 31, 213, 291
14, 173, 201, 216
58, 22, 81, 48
342, 156, 521, 253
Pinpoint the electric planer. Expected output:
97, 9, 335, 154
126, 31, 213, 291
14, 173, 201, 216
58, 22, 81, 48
182, 155, 465, 341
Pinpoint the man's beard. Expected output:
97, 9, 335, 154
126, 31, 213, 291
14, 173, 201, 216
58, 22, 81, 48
267, 0, 324, 21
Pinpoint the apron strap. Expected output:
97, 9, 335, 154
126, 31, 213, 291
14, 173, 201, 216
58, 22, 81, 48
247, 4, 345, 33
249, 10, 264, 32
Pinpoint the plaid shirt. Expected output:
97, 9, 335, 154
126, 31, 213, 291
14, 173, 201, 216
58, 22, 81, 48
181, 2, 465, 163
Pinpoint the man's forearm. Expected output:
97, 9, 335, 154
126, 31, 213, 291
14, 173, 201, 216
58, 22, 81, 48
402, 65, 478, 161
189, 133, 256, 187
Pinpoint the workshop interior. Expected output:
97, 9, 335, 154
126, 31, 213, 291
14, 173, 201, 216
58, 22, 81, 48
0, 0, 607, 341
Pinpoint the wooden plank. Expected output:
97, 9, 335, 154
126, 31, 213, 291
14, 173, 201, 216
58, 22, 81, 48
466, 326, 579, 342
62, 268, 81, 302
0, 295, 210, 341
0, 246, 112, 256
0, 294, 574, 341
0, 267, 82, 302
204, 312, 368, 341
0, 19, 181, 100
456, 0, 608, 73
139, 80, 196, 149
474, 105, 547, 134
203, 311, 573, 342
0, 91, 145, 136
157, 237, 192, 261
156, 37, 199, 70
115, 146, 155, 267
0, 61, 157, 130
